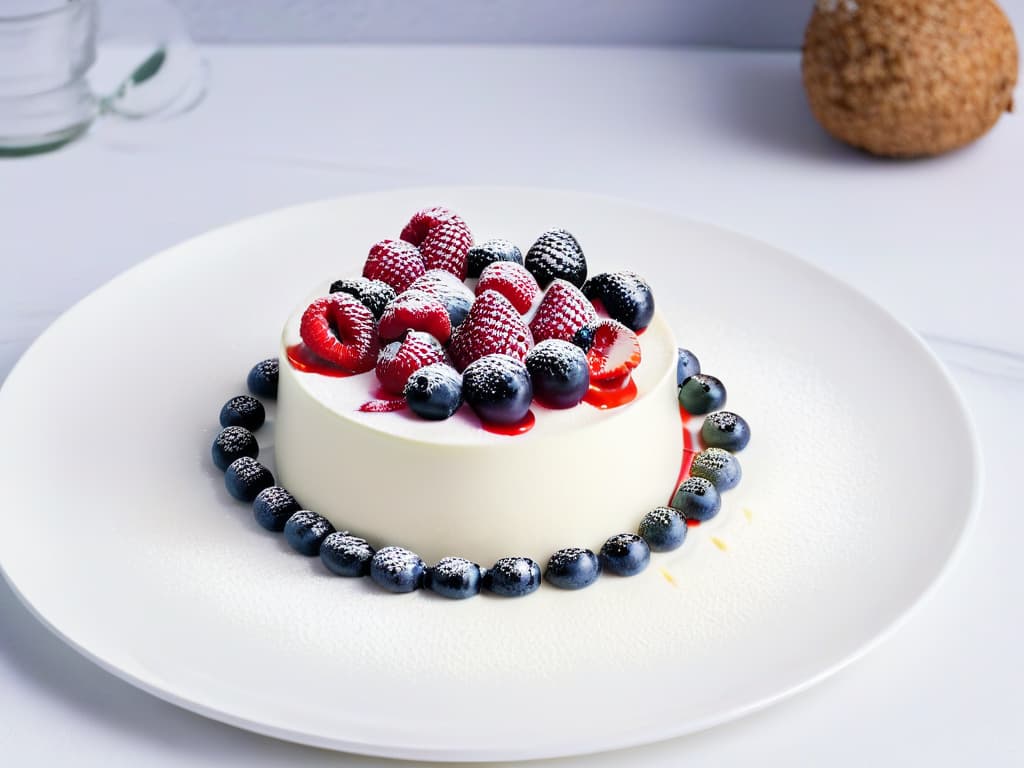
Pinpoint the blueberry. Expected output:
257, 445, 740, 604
211, 426, 258, 471
219, 395, 266, 430
425, 557, 482, 599
581, 271, 655, 332
467, 238, 523, 278
638, 506, 688, 551
283, 510, 335, 556
689, 448, 742, 492
676, 348, 701, 386
678, 374, 726, 415
246, 358, 279, 399
252, 486, 301, 532
525, 229, 587, 288
544, 547, 601, 590
409, 270, 476, 327
319, 532, 375, 576
599, 533, 651, 576
330, 277, 397, 319
484, 556, 542, 597
670, 476, 722, 521
701, 411, 750, 452
224, 456, 274, 502
571, 319, 600, 353
370, 546, 426, 593
404, 362, 463, 420
462, 354, 533, 426
525, 340, 590, 409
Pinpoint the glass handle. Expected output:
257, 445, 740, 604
94, 0, 207, 121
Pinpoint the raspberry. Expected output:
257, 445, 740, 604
377, 289, 452, 344
375, 331, 447, 395
400, 206, 461, 246
528, 279, 598, 343
420, 218, 473, 280
299, 294, 380, 374
362, 239, 426, 293
449, 290, 534, 371
476, 261, 539, 314
585, 319, 642, 382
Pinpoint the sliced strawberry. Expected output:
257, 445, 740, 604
450, 290, 534, 371
375, 331, 447, 395
476, 261, 540, 314
299, 294, 380, 374
585, 319, 642, 382
362, 239, 426, 294
400, 206, 461, 246
377, 289, 452, 344
528, 279, 598, 343
420, 218, 473, 280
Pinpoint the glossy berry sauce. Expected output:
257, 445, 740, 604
358, 386, 408, 413
481, 410, 536, 436
286, 343, 353, 377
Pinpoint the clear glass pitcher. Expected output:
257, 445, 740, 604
0, 0, 206, 155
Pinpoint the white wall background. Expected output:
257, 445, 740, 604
168, 0, 826, 47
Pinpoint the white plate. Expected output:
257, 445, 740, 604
0, 188, 980, 762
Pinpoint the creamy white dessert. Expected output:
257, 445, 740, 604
275, 289, 682, 566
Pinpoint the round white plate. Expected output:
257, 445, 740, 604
0, 188, 980, 762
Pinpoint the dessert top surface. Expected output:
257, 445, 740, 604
280, 279, 678, 446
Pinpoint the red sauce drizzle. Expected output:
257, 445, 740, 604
583, 375, 638, 409
668, 405, 700, 505
483, 410, 536, 436
285, 343, 353, 378
358, 398, 407, 413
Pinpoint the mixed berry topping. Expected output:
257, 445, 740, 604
329, 277, 397, 320
476, 261, 540, 314
246, 358, 279, 399
545, 547, 601, 590
219, 395, 265, 431
462, 354, 534, 426
467, 238, 523, 278
525, 340, 590, 409
525, 229, 587, 288
377, 289, 452, 344
211, 426, 259, 471
450, 290, 533, 372
403, 362, 463, 421
375, 331, 447, 395
300, 294, 379, 374
362, 238, 426, 293
529, 279, 597, 343
582, 271, 655, 332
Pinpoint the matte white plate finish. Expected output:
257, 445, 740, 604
0, 188, 980, 762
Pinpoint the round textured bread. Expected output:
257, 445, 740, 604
802, 0, 1019, 157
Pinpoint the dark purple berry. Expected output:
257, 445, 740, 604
582, 271, 655, 332
462, 354, 533, 426
212, 426, 258, 471
219, 395, 265, 430
525, 229, 587, 288
525, 340, 590, 409
246, 358, 279, 399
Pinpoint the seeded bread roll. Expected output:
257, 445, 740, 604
802, 0, 1019, 157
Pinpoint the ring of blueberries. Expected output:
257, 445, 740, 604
212, 350, 749, 599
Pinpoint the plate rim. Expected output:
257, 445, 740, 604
0, 185, 984, 761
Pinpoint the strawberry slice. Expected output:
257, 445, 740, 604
450, 290, 534, 371
585, 319, 642, 382
377, 290, 452, 344
476, 261, 539, 314
363, 239, 426, 294
375, 331, 447, 395
299, 294, 380, 374
528, 279, 598, 343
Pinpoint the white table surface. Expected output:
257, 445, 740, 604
1, 45, 1022, 767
